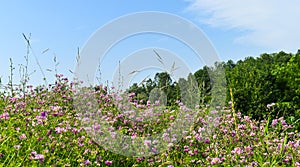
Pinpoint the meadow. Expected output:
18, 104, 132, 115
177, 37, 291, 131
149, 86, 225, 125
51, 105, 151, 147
0, 73, 299, 166
0, 38, 300, 166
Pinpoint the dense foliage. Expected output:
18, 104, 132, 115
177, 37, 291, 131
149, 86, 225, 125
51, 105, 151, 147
127, 50, 300, 130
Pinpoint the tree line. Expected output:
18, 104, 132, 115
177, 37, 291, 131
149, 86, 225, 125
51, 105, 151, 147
126, 50, 300, 128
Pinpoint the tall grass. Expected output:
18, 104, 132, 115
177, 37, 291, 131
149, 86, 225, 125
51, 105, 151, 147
0, 37, 299, 166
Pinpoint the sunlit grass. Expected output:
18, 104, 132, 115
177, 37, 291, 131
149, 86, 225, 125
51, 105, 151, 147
0, 74, 299, 166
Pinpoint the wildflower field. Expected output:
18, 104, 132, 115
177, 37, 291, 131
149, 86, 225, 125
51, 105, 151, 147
0, 73, 299, 167
2, 1, 300, 166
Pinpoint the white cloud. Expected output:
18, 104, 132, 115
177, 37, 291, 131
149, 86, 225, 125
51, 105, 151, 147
186, 0, 300, 52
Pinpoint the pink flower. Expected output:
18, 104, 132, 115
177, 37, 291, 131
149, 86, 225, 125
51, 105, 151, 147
195, 133, 201, 140
281, 120, 287, 126
50, 106, 61, 112
34, 154, 45, 162
271, 119, 278, 127
231, 147, 243, 155
128, 93, 135, 98
0, 112, 9, 120
55, 127, 66, 134
9, 97, 17, 102
210, 110, 218, 115
105, 160, 112, 165
144, 140, 151, 147
198, 127, 205, 133
188, 150, 194, 156
194, 149, 198, 155
213, 134, 217, 140
84, 160, 91, 165
169, 115, 175, 120
19, 134, 27, 140
78, 142, 84, 147
245, 145, 252, 153
136, 157, 144, 162
211, 158, 220, 165
204, 138, 210, 144
40, 111, 46, 117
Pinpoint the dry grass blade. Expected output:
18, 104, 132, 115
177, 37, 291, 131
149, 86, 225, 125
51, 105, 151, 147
76, 47, 80, 63
153, 49, 162, 60
138, 75, 151, 86
42, 48, 50, 54
22, 33, 48, 85
22, 33, 30, 46
171, 62, 175, 72
170, 61, 180, 74
128, 70, 140, 75
153, 49, 165, 67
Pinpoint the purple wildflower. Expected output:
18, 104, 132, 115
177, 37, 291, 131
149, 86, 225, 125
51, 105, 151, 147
40, 111, 46, 117
281, 120, 287, 126
144, 140, 151, 147
211, 158, 220, 165
55, 127, 66, 134
34, 154, 45, 162
19, 134, 27, 140
105, 160, 113, 166
231, 147, 243, 155
204, 138, 210, 144
271, 119, 278, 127
0, 112, 9, 120
84, 160, 91, 166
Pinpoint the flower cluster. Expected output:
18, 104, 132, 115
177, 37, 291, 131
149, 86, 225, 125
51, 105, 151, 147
0, 74, 299, 166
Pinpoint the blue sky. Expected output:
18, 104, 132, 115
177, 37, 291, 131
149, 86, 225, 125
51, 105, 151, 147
1, 0, 299, 88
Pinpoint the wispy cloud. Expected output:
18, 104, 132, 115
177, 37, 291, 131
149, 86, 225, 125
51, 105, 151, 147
186, 0, 300, 52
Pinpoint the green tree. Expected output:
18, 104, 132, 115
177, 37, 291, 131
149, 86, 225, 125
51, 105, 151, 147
154, 72, 172, 88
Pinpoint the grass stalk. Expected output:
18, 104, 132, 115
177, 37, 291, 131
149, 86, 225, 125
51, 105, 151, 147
230, 87, 239, 139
